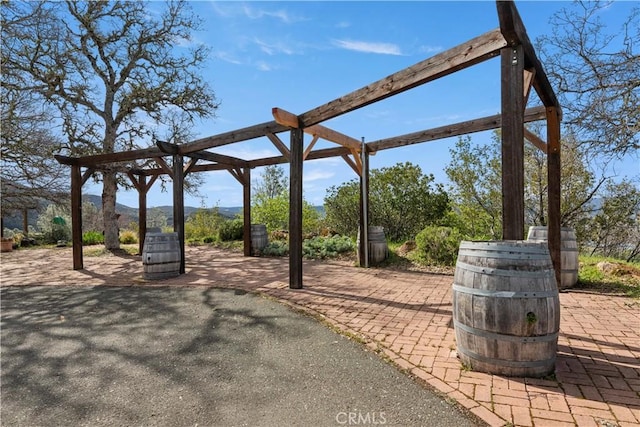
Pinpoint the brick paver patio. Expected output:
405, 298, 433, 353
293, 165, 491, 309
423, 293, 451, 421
2, 246, 639, 426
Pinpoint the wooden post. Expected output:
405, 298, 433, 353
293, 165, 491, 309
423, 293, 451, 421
173, 154, 185, 274
243, 168, 251, 257
138, 175, 147, 255
71, 164, 83, 270
358, 140, 370, 267
22, 209, 29, 237
547, 106, 562, 286
501, 44, 525, 240
289, 127, 304, 289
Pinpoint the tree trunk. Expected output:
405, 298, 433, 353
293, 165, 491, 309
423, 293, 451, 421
102, 171, 120, 250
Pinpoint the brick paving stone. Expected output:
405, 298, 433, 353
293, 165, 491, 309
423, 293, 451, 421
571, 414, 601, 427
473, 384, 492, 403
570, 405, 616, 420
530, 409, 575, 423
4, 247, 640, 427
470, 406, 507, 427
531, 418, 576, 427
492, 403, 512, 424
511, 405, 533, 427
579, 385, 604, 401
610, 404, 640, 423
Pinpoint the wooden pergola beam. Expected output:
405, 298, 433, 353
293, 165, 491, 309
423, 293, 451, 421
368, 106, 546, 151
176, 120, 289, 154
297, 28, 508, 128
55, 147, 166, 168
497, 1, 561, 115
273, 107, 362, 151
524, 128, 547, 153
266, 132, 290, 160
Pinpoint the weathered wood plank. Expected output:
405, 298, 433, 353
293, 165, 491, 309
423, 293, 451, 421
524, 128, 547, 153
266, 132, 290, 160
298, 28, 507, 127
138, 174, 147, 255
546, 106, 562, 286
183, 158, 199, 176
185, 150, 249, 168
71, 164, 83, 270
56, 147, 166, 167
178, 121, 289, 154
496, 1, 561, 114
501, 45, 525, 240
272, 107, 362, 151
303, 135, 319, 160
289, 128, 304, 289
81, 168, 95, 186
153, 157, 173, 178
172, 154, 186, 275
523, 68, 536, 106
243, 168, 251, 257
341, 154, 360, 175
368, 106, 546, 152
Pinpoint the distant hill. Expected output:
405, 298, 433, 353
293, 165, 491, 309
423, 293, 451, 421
3, 193, 325, 231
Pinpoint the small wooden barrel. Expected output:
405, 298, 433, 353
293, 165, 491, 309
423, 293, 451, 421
357, 226, 389, 264
527, 226, 579, 289
142, 232, 181, 280
250, 224, 268, 256
368, 226, 388, 264
452, 240, 560, 377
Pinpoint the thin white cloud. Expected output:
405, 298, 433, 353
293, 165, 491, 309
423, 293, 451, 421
336, 21, 351, 29
254, 38, 296, 56
419, 45, 443, 54
304, 169, 335, 182
256, 61, 273, 71
215, 146, 279, 161
332, 39, 402, 56
241, 4, 304, 24
214, 51, 243, 65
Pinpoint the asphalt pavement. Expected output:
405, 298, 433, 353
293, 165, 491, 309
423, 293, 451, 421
1, 285, 483, 427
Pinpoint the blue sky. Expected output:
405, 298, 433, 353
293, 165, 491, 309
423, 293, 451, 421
92, 1, 639, 208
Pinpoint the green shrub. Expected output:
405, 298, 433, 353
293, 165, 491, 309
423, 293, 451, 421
83, 231, 105, 245
414, 226, 464, 266
203, 236, 217, 244
262, 241, 289, 257
303, 235, 355, 260
119, 230, 138, 244
219, 219, 244, 241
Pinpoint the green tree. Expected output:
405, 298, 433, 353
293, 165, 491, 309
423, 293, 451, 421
446, 132, 603, 241
3, 1, 219, 250
585, 180, 640, 260
324, 162, 450, 242
445, 136, 502, 239
254, 165, 287, 202
252, 193, 321, 235
185, 207, 223, 240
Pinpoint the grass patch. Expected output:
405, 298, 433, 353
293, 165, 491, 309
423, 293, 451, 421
575, 255, 640, 299
84, 244, 139, 257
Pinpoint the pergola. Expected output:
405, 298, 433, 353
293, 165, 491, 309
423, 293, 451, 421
56, 1, 563, 289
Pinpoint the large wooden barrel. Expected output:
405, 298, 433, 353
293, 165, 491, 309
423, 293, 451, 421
452, 240, 560, 377
357, 226, 389, 264
142, 232, 181, 280
527, 226, 579, 289
250, 224, 268, 256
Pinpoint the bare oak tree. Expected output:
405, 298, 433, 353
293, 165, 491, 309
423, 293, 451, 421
537, 0, 639, 158
3, 0, 219, 249
1, 2, 69, 214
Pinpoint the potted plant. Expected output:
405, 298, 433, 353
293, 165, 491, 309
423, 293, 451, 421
1, 237, 14, 252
